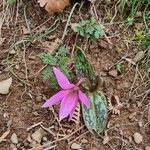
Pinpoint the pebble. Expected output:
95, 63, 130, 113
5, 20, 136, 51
66, 129, 72, 134
71, 142, 81, 149
31, 128, 46, 143
11, 133, 18, 144
133, 132, 143, 144
108, 70, 118, 77
42, 136, 47, 142
81, 138, 88, 144
10, 143, 17, 150
33, 111, 39, 116
138, 120, 143, 127
7, 119, 13, 128
145, 146, 150, 150
9, 49, 16, 54
15, 65, 20, 70
36, 95, 42, 102
133, 51, 145, 63
128, 112, 137, 120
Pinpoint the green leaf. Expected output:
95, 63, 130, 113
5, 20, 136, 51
116, 64, 124, 73
73, 27, 79, 33
94, 31, 100, 39
75, 47, 98, 91
86, 26, 94, 35
79, 28, 85, 37
40, 53, 57, 65
82, 91, 108, 133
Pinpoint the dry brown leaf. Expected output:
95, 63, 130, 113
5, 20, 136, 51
108, 95, 123, 115
123, 58, 136, 65
38, 0, 69, 14
20, 25, 30, 35
0, 130, 10, 143
41, 38, 60, 53
103, 131, 109, 145
70, 103, 81, 129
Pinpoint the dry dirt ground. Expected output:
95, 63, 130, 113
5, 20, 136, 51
0, 1, 150, 150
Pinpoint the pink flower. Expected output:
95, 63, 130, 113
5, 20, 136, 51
42, 67, 90, 120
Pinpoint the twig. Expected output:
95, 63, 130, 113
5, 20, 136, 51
61, 3, 79, 43
49, 107, 66, 135
40, 124, 55, 136
27, 122, 43, 131
129, 64, 139, 97
32, 18, 51, 32
96, 134, 115, 150
68, 130, 89, 144
110, 4, 118, 24
34, 125, 85, 150
46, 125, 85, 145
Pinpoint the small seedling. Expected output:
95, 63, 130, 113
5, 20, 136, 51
116, 64, 124, 73
7, 0, 16, 5
72, 18, 104, 40
127, 17, 134, 26
40, 46, 73, 90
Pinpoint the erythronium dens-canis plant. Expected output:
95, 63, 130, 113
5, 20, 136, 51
42, 67, 90, 120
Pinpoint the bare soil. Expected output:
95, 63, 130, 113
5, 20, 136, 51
0, 1, 149, 150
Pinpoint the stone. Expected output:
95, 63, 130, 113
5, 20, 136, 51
134, 51, 145, 63
31, 128, 46, 143
71, 142, 81, 149
10, 143, 17, 150
11, 133, 18, 144
7, 119, 13, 128
108, 70, 118, 77
138, 120, 143, 127
36, 95, 42, 102
9, 49, 16, 54
133, 132, 143, 144
81, 138, 88, 144
145, 146, 150, 150
42, 137, 47, 142
33, 111, 39, 116
0, 78, 12, 94
128, 112, 137, 120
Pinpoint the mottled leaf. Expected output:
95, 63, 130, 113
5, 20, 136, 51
82, 91, 108, 133
75, 47, 98, 91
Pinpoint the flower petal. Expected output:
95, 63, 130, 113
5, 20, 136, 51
59, 91, 78, 120
42, 90, 68, 108
53, 67, 74, 89
78, 90, 90, 108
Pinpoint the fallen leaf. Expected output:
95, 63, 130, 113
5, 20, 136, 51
103, 131, 109, 145
123, 58, 136, 65
108, 95, 123, 115
41, 38, 60, 53
0, 130, 10, 143
37, 0, 69, 14
70, 103, 81, 130
0, 78, 12, 94
135, 23, 144, 29
133, 51, 145, 63
20, 25, 30, 35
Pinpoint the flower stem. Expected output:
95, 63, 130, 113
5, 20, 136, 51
76, 78, 92, 89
